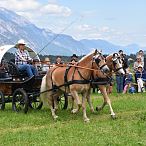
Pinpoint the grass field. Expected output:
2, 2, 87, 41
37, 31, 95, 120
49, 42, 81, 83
0, 92, 146, 146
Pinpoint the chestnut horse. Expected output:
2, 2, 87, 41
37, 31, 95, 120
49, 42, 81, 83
86, 53, 125, 118
40, 50, 109, 122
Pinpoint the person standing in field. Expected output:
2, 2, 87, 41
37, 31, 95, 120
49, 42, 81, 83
115, 50, 128, 93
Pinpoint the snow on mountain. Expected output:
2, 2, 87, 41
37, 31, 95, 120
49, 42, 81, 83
0, 7, 145, 56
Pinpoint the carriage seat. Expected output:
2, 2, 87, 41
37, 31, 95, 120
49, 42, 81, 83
7, 60, 28, 79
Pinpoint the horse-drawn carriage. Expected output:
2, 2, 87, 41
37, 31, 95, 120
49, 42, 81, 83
0, 45, 68, 113
0, 45, 44, 113
0, 44, 125, 122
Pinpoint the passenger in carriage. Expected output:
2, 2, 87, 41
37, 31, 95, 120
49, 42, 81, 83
15, 39, 38, 78
0, 58, 5, 71
0, 58, 8, 78
55, 56, 64, 64
42, 57, 51, 72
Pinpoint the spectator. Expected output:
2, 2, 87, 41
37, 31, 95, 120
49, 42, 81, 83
135, 65, 146, 92
119, 50, 129, 72
137, 50, 144, 65
133, 55, 144, 72
71, 54, 78, 62
115, 50, 127, 93
123, 68, 133, 94
129, 85, 136, 94
116, 71, 124, 93
55, 56, 63, 64
42, 57, 51, 72
70, 54, 78, 65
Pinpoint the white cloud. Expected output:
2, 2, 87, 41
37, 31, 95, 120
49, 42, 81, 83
72, 24, 102, 40
0, 0, 72, 19
0, 0, 40, 11
99, 26, 110, 33
69, 23, 134, 44
40, 4, 71, 17
77, 24, 97, 32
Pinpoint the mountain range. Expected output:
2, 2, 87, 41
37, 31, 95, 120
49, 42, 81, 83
0, 7, 145, 56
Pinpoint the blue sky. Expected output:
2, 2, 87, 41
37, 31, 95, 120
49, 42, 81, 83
0, 0, 146, 46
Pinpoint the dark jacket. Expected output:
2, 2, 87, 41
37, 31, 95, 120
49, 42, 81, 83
135, 70, 146, 80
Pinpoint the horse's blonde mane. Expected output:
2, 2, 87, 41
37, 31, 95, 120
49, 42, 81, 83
107, 54, 113, 57
79, 50, 95, 63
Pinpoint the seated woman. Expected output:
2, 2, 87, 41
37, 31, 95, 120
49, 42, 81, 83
15, 39, 38, 78
133, 55, 144, 83
135, 65, 146, 92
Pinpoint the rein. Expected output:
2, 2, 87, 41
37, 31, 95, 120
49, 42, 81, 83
55, 64, 103, 73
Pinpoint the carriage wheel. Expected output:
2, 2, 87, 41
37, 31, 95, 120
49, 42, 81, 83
0, 91, 5, 110
57, 93, 68, 110
29, 95, 43, 110
12, 88, 28, 113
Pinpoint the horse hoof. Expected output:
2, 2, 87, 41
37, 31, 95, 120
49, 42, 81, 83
111, 114, 117, 119
90, 108, 95, 113
96, 107, 100, 111
54, 115, 58, 120
71, 109, 78, 114
54, 108, 58, 113
84, 118, 90, 123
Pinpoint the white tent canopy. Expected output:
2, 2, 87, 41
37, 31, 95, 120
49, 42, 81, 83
0, 45, 40, 63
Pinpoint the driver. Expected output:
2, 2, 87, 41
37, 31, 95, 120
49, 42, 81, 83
15, 39, 38, 78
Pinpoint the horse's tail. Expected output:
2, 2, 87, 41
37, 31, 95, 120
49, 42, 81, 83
40, 75, 49, 107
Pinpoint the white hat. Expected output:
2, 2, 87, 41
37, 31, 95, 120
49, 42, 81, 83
17, 39, 26, 45
138, 64, 143, 68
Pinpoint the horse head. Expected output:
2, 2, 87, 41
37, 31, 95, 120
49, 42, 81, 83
111, 53, 125, 75
93, 50, 110, 74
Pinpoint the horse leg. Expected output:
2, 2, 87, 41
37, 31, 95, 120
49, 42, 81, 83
86, 89, 95, 113
48, 95, 58, 120
53, 95, 59, 112
95, 85, 107, 111
70, 95, 74, 110
82, 92, 90, 122
70, 91, 81, 114
97, 85, 116, 118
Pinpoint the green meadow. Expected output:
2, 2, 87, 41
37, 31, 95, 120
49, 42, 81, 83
0, 92, 146, 146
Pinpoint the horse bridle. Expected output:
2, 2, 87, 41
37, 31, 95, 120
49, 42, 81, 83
112, 56, 123, 72
94, 54, 107, 71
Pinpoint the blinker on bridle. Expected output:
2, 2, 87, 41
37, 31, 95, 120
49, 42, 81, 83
94, 55, 107, 70
112, 57, 123, 72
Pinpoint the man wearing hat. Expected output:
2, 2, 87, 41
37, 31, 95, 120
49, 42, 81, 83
71, 54, 78, 62
15, 39, 38, 78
